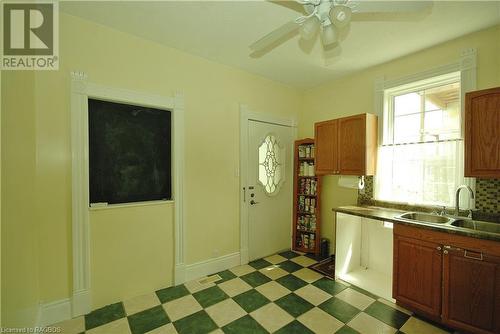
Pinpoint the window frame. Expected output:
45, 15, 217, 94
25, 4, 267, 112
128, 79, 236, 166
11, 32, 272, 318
373, 49, 477, 208
383, 71, 462, 146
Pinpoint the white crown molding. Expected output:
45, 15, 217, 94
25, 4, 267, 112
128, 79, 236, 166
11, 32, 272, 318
460, 48, 477, 71
70, 71, 88, 81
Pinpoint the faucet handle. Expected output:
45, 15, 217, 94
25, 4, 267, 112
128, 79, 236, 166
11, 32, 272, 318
435, 206, 446, 216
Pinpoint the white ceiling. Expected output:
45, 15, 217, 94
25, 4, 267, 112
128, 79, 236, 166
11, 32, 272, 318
61, 1, 500, 88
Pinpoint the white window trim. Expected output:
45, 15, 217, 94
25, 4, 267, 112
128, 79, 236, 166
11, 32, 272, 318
373, 48, 477, 208
70, 71, 185, 316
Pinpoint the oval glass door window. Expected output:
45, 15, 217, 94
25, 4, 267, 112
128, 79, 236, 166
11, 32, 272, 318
258, 134, 284, 195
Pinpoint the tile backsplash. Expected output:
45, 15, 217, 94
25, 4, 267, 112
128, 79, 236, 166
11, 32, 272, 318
476, 178, 500, 214
358, 176, 500, 215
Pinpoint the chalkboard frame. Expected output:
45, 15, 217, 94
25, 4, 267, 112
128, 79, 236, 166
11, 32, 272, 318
88, 98, 172, 205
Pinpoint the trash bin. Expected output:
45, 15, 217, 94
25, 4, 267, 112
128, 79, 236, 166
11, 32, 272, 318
320, 238, 330, 259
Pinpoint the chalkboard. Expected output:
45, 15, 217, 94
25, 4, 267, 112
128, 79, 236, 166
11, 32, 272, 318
88, 98, 172, 205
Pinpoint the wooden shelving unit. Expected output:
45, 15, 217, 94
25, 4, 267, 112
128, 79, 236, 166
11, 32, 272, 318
292, 138, 322, 256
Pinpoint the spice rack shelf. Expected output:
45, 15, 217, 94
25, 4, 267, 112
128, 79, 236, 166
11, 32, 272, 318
292, 138, 321, 255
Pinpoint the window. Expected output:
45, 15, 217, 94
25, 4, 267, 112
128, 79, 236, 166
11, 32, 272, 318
375, 72, 466, 206
258, 134, 283, 195
88, 99, 172, 205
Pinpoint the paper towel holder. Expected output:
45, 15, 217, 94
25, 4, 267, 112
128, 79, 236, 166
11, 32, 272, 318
358, 176, 365, 190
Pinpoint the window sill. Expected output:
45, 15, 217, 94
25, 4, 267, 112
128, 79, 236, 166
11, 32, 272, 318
89, 199, 174, 211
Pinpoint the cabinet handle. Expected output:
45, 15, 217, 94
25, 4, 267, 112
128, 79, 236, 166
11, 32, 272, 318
464, 250, 483, 261
444, 245, 461, 251
436, 246, 442, 251
443, 250, 448, 255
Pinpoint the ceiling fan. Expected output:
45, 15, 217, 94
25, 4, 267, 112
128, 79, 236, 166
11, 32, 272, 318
249, 0, 433, 58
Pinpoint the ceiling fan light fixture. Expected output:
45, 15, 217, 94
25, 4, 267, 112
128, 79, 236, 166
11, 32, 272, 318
321, 23, 338, 48
330, 5, 352, 28
300, 16, 319, 40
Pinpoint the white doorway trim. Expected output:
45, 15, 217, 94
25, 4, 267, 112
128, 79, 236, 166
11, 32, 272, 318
70, 71, 185, 316
239, 105, 297, 265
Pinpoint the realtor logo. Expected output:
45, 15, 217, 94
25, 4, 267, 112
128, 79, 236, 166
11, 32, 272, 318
2, 1, 59, 70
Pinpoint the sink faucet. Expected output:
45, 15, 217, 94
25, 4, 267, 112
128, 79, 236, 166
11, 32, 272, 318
455, 185, 475, 217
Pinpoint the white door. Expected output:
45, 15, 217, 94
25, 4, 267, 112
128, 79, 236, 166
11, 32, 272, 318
247, 120, 293, 261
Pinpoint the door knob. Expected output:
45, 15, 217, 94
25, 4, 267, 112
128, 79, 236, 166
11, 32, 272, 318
250, 200, 259, 205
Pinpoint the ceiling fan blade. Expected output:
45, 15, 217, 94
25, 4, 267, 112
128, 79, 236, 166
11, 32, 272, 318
350, 1, 433, 13
268, 0, 306, 14
351, 10, 430, 21
249, 20, 300, 53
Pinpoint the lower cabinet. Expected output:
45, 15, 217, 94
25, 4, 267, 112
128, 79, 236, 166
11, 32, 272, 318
393, 234, 442, 320
442, 246, 500, 334
393, 224, 500, 334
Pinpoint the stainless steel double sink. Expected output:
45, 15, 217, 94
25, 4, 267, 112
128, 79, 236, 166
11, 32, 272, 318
395, 212, 500, 235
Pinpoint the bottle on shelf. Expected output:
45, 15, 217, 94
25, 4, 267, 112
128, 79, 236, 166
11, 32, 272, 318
294, 139, 320, 255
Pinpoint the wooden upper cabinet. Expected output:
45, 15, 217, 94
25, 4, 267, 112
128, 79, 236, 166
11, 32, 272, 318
442, 247, 500, 334
314, 113, 377, 176
465, 87, 500, 178
315, 120, 338, 175
393, 230, 443, 320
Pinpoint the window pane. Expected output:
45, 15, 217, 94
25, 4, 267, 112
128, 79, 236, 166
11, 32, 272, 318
394, 92, 421, 116
394, 113, 421, 144
424, 82, 460, 112
258, 134, 283, 195
423, 81, 461, 141
375, 141, 462, 206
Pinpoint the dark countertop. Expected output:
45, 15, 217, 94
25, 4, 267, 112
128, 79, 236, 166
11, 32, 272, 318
333, 205, 500, 242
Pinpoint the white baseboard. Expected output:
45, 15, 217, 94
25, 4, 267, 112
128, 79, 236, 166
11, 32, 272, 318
175, 264, 186, 285
240, 248, 249, 265
35, 253, 240, 326
72, 289, 91, 318
184, 252, 241, 282
35, 289, 91, 327
38, 298, 72, 327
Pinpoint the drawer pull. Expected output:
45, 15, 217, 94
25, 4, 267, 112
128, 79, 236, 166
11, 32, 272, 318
464, 250, 483, 261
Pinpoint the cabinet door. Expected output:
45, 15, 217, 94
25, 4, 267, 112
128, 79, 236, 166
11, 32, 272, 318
465, 87, 500, 177
315, 120, 338, 175
393, 234, 442, 319
442, 246, 500, 334
338, 114, 366, 175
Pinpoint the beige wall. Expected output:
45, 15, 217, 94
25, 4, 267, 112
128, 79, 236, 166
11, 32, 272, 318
1, 66, 2, 327
89, 204, 174, 307
1, 71, 40, 328
1, 12, 498, 327
298, 25, 500, 249
28, 12, 302, 312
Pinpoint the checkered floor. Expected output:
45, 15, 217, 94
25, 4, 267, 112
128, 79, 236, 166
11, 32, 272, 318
54, 251, 454, 334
